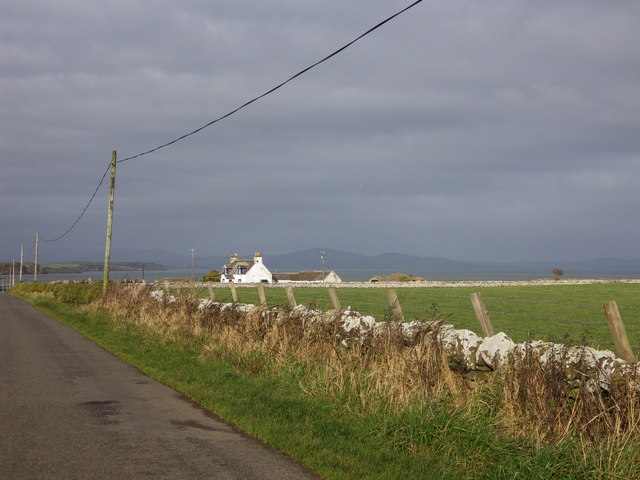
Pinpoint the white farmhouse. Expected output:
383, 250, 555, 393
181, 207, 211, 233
220, 252, 273, 284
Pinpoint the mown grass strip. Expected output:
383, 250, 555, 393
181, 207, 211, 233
11, 292, 632, 480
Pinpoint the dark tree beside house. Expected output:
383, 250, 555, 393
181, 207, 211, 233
201, 269, 221, 282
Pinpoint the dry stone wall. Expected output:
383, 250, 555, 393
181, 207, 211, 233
150, 288, 638, 393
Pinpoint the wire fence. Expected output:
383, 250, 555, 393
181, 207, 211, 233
177, 283, 640, 354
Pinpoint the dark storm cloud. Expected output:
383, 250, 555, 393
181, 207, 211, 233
1, 0, 639, 263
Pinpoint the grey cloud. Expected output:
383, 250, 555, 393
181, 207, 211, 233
2, 0, 639, 263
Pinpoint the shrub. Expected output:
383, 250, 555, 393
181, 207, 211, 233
12, 282, 52, 295
54, 282, 102, 304
201, 269, 221, 282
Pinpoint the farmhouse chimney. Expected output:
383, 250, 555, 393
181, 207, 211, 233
253, 252, 262, 264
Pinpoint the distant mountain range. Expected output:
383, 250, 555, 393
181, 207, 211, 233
71, 247, 640, 275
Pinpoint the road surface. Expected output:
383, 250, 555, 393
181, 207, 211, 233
0, 293, 323, 479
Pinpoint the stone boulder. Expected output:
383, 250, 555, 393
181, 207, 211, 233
478, 332, 516, 369
441, 328, 484, 369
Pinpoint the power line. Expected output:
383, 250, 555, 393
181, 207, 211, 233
42, 163, 111, 242
117, 0, 424, 164
34, 1, 424, 242
26, 234, 37, 251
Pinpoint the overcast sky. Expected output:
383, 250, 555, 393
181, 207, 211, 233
2, 0, 639, 264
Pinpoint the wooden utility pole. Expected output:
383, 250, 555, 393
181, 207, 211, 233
190, 248, 196, 282
19, 243, 24, 283
102, 151, 117, 297
34, 231, 39, 282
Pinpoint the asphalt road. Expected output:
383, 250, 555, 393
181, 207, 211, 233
0, 294, 323, 479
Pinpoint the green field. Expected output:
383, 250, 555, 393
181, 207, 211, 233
191, 283, 640, 351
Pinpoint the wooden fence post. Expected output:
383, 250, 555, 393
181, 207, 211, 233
257, 283, 267, 306
229, 282, 238, 303
470, 292, 494, 337
387, 289, 405, 322
603, 300, 636, 362
327, 287, 341, 311
285, 286, 297, 308
207, 285, 216, 300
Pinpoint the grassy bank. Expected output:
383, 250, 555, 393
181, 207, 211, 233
10, 283, 640, 479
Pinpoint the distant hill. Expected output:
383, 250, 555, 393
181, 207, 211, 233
34, 247, 640, 277
200, 249, 640, 277
0, 261, 165, 275
42, 262, 166, 274
79, 248, 193, 266
263, 249, 466, 272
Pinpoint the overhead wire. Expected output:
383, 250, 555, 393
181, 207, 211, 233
117, 0, 424, 164
26, 235, 37, 251
42, 163, 111, 242
31, 1, 424, 244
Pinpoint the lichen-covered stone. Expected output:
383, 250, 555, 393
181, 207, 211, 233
441, 329, 484, 368
478, 333, 516, 369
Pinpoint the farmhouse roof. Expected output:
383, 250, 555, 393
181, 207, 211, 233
222, 259, 255, 274
272, 271, 335, 282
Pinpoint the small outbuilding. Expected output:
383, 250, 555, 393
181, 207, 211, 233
272, 270, 342, 283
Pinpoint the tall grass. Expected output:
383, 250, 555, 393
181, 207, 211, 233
101, 285, 465, 410
112, 287, 639, 440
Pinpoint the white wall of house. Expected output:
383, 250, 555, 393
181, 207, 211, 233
324, 271, 342, 283
245, 262, 273, 283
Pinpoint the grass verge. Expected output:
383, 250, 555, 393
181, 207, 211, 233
10, 287, 640, 480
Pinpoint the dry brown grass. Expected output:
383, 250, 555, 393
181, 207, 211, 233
96, 284, 640, 450
496, 344, 640, 445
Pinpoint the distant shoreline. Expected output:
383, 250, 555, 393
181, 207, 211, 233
0, 262, 166, 276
